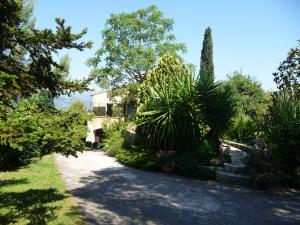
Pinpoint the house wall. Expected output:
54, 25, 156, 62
92, 91, 122, 108
86, 91, 124, 143
92, 92, 110, 108
86, 116, 124, 143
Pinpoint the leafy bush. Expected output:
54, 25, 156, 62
223, 72, 270, 119
102, 120, 128, 138
0, 1, 92, 170
176, 154, 216, 180
243, 150, 279, 190
0, 146, 39, 170
92, 142, 101, 149
156, 149, 176, 168
242, 42, 300, 189
263, 92, 300, 185
85, 141, 93, 148
194, 140, 214, 164
226, 114, 257, 143
102, 127, 126, 157
175, 141, 216, 180
115, 147, 158, 171
222, 72, 270, 142
0, 97, 93, 170
102, 121, 158, 171
142, 54, 190, 88
112, 106, 123, 117
102, 120, 216, 179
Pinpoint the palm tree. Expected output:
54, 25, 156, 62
195, 72, 236, 163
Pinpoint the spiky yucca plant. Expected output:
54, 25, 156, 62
195, 72, 236, 162
138, 68, 203, 151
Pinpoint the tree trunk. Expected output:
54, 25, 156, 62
209, 131, 224, 165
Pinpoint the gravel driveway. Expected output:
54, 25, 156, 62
55, 151, 300, 225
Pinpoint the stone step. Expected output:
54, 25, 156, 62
223, 163, 246, 174
216, 170, 251, 186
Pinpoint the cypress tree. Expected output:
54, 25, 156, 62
200, 27, 214, 77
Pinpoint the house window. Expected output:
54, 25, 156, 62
94, 128, 105, 143
125, 102, 137, 117
107, 103, 113, 116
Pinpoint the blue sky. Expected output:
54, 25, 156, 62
34, 0, 300, 91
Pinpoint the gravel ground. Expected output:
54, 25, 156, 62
55, 151, 300, 225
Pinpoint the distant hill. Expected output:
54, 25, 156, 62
54, 91, 93, 110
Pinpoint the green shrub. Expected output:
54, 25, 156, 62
85, 141, 93, 148
0, 96, 92, 170
112, 106, 123, 117
102, 120, 127, 137
195, 140, 214, 164
175, 153, 216, 180
243, 149, 279, 190
102, 121, 158, 171
263, 92, 300, 185
156, 149, 176, 168
102, 122, 217, 179
92, 142, 101, 149
175, 141, 215, 180
116, 148, 158, 171
221, 72, 270, 143
226, 114, 257, 143
175, 152, 198, 177
0, 146, 39, 170
102, 132, 123, 156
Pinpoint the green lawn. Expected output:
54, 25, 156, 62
0, 154, 85, 225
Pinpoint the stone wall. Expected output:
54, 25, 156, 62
86, 116, 124, 143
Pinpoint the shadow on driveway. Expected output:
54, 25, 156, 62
56, 152, 300, 225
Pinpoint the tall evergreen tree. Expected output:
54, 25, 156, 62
0, 0, 93, 164
0, 0, 92, 115
196, 27, 236, 163
200, 27, 214, 77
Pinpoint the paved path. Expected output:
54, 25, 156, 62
228, 145, 248, 166
55, 151, 300, 225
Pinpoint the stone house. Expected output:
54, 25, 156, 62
86, 91, 136, 143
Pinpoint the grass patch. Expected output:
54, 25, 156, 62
0, 154, 84, 225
